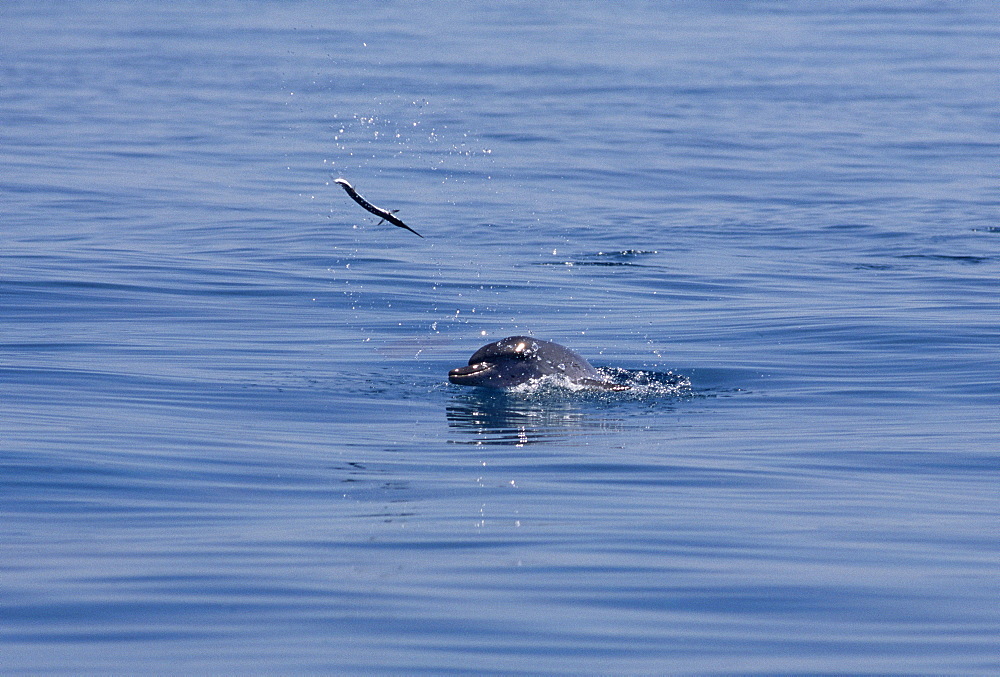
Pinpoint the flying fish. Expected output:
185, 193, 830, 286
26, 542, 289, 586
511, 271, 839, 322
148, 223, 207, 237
333, 178, 423, 238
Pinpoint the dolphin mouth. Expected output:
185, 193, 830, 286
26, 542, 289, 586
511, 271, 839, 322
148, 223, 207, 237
448, 362, 495, 385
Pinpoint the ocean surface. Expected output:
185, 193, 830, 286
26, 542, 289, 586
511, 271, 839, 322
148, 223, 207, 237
2, 1, 999, 674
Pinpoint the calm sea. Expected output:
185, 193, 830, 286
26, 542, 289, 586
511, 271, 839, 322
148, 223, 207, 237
2, 1, 999, 674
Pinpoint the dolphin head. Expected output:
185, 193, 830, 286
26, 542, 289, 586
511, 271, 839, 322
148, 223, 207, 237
449, 336, 627, 390
448, 336, 543, 388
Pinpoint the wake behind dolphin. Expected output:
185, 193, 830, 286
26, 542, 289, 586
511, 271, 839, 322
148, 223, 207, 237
449, 336, 628, 391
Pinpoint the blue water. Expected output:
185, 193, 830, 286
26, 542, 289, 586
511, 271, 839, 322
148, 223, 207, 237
3, 1, 999, 673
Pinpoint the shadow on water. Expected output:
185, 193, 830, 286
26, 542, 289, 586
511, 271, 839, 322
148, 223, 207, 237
445, 369, 692, 446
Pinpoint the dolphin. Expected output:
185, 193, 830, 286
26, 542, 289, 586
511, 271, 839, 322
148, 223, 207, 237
448, 336, 627, 390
